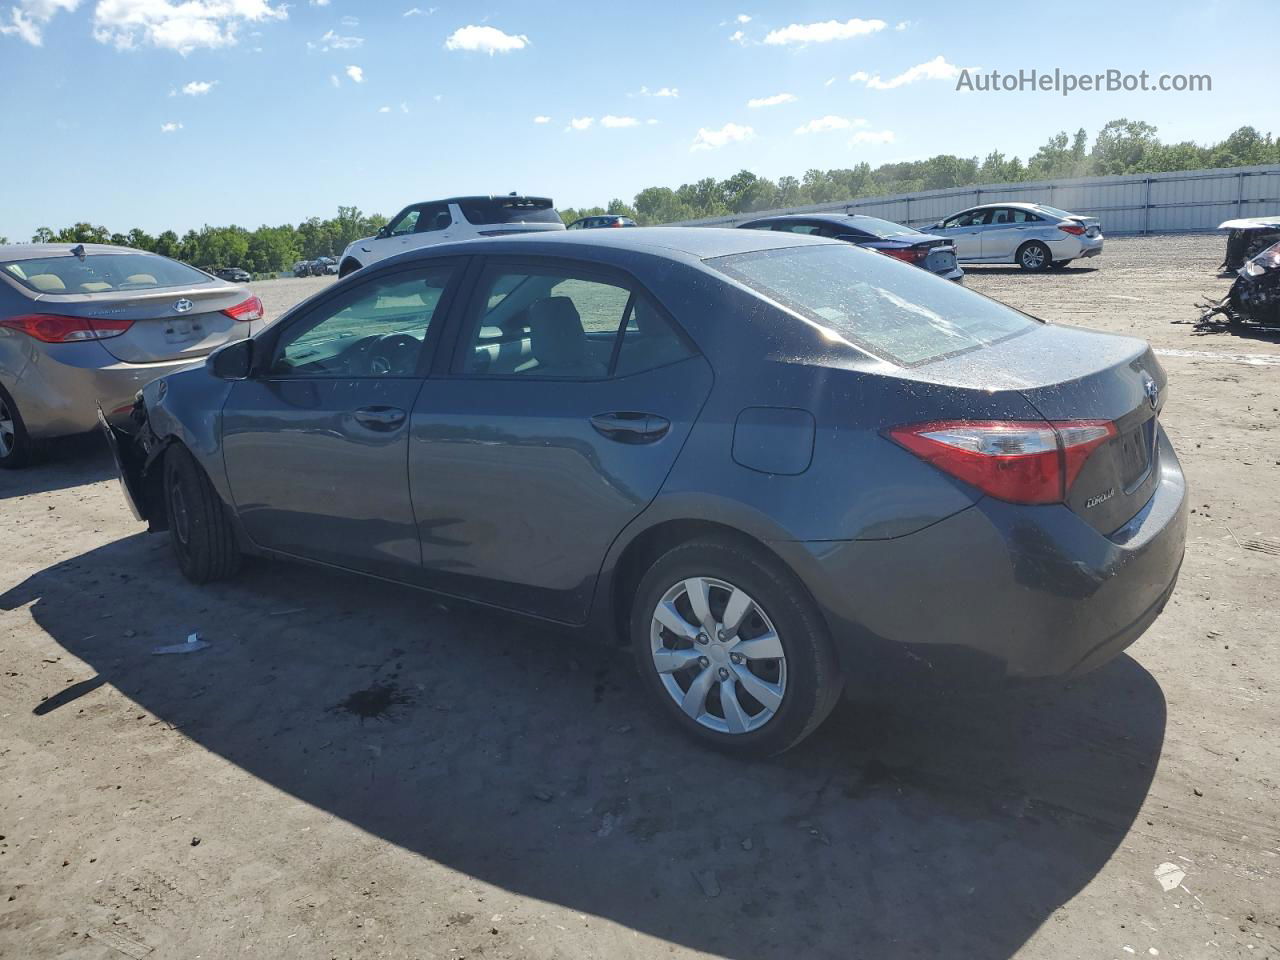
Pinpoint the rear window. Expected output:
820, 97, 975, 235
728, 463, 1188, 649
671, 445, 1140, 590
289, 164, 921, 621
1034, 204, 1073, 219
1, 254, 212, 295
458, 197, 561, 225
710, 243, 1037, 366
845, 217, 921, 238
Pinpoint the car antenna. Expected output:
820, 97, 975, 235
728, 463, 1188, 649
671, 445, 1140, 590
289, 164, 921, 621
71, 243, 87, 261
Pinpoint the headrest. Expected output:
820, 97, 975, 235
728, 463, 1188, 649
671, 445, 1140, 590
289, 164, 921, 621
528, 296, 586, 369
126, 274, 157, 285
28, 274, 66, 292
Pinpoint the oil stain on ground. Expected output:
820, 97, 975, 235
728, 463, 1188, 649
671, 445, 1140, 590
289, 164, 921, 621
331, 682, 414, 722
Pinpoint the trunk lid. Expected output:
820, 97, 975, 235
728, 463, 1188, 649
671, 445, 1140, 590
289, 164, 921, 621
38, 283, 252, 363
1068, 215, 1102, 238
914, 323, 1165, 533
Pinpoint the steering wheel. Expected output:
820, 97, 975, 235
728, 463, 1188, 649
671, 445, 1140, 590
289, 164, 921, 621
368, 333, 420, 376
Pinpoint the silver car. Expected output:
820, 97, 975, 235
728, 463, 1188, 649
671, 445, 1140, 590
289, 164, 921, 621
0, 243, 261, 468
929, 202, 1103, 271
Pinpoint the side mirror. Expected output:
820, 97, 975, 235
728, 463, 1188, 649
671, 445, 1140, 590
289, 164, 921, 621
375, 225, 390, 239
208, 338, 254, 380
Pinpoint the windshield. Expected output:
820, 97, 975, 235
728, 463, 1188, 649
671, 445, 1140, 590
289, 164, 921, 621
710, 243, 1037, 366
847, 217, 922, 238
1, 253, 213, 295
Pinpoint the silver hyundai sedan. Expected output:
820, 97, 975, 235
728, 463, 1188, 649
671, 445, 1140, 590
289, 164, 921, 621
929, 202, 1104, 271
0, 243, 261, 467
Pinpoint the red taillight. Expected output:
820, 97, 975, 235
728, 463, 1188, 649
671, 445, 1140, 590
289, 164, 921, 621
223, 295, 263, 323
887, 419, 1116, 505
881, 246, 927, 263
0, 313, 133, 343
1058, 223, 1086, 236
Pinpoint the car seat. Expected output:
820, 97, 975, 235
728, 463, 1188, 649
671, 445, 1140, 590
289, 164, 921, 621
527, 296, 605, 378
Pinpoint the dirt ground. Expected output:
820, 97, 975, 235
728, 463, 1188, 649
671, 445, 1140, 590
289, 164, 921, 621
1, 235, 1277, 960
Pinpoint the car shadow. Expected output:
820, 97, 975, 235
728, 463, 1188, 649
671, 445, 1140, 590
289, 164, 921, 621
3, 534, 1166, 960
0, 432, 115, 500
962, 265, 1102, 277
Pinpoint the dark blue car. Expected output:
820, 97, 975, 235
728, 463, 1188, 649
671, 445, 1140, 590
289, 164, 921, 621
738, 213, 963, 281
103, 228, 1184, 757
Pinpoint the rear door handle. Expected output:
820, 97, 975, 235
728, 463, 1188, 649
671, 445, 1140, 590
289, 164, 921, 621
590, 412, 670, 444
352, 405, 406, 430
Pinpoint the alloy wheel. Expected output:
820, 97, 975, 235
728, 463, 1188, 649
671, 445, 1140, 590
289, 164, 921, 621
1021, 244, 1047, 269
0, 396, 14, 458
649, 577, 787, 734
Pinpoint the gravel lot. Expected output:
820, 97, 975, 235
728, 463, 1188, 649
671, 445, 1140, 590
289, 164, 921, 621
2, 235, 1277, 960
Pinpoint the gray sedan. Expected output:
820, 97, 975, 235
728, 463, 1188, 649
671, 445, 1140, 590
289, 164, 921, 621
0, 243, 261, 467
104, 228, 1186, 756
929, 202, 1104, 270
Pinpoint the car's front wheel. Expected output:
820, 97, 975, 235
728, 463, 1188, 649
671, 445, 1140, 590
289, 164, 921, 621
164, 445, 242, 584
0, 384, 34, 469
630, 537, 842, 757
1017, 241, 1051, 271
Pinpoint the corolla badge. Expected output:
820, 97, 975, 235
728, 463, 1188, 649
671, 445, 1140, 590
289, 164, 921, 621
1143, 374, 1159, 409
174, 298, 194, 314
1086, 488, 1115, 509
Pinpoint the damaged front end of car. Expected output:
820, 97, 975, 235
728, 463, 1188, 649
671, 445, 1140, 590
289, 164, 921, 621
97, 394, 170, 531
1195, 240, 1280, 333
1217, 218, 1280, 276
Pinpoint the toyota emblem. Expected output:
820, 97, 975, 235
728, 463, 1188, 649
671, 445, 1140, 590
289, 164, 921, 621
1143, 375, 1159, 409
174, 298, 194, 314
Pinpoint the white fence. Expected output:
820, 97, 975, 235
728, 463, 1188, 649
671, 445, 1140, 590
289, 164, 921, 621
670, 164, 1280, 235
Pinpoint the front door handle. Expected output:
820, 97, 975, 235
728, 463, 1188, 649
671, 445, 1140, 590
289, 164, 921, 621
590, 412, 670, 444
352, 405, 406, 430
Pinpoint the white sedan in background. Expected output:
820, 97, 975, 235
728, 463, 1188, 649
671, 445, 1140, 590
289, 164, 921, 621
928, 202, 1103, 271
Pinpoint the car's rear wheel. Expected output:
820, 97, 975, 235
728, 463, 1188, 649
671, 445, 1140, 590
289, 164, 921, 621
164, 445, 242, 584
630, 538, 842, 757
1018, 241, 1051, 271
1049, 259, 1072, 269
0, 384, 34, 469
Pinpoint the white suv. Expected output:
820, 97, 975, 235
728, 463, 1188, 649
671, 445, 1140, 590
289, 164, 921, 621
338, 194, 565, 277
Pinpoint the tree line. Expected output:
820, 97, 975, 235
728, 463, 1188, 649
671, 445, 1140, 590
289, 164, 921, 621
9, 119, 1277, 273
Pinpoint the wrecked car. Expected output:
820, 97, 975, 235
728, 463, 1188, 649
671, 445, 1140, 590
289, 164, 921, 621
1197, 240, 1280, 332
1217, 217, 1280, 276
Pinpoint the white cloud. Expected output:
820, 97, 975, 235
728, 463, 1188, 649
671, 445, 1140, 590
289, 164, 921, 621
400, 101, 409, 114
653, 86, 678, 98
747, 92, 795, 108
646, 118, 658, 125
345, 63, 363, 82
160, 120, 182, 132
566, 116, 593, 131
533, 115, 551, 124
691, 122, 754, 151
601, 115, 639, 128
377, 105, 390, 113
339, 14, 357, 26
850, 129, 895, 145
763, 17, 885, 46
0, 0, 80, 46
181, 79, 215, 95
895, 20, 910, 30
852, 55, 972, 90
432, 93, 442, 101
444, 24, 527, 54
309, 27, 362, 50
794, 115, 866, 134
824, 76, 835, 86
728, 29, 745, 44
92, 0, 288, 54
403, 5, 435, 14
735, 13, 750, 22
329, 73, 339, 87
309, 0, 328, 6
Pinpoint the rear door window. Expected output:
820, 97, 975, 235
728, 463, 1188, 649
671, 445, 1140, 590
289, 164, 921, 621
710, 243, 1037, 366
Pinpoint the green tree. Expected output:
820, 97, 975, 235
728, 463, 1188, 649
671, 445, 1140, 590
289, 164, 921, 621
1090, 118, 1161, 175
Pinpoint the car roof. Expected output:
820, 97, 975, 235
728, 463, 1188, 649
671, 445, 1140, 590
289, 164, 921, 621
744, 213, 901, 226
0, 242, 149, 261
966, 202, 1045, 211
402, 194, 553, 206
381, 226, 837, 266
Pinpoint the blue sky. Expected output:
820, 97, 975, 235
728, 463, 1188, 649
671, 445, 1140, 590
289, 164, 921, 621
0, 0, 1269, 240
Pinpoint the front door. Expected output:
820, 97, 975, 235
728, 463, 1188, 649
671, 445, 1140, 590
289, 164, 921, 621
940, 209, 991, 260
408, 258, 713, 623
221, 261, 461, 580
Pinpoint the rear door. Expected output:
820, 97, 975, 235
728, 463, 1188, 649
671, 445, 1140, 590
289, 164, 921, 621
221, 259, 463, 580
408, 257, 712, 623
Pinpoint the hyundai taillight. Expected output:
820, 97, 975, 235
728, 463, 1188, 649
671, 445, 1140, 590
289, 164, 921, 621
886, 419, 1117, 505
223, 295, 264, 323
1058, 223, 1086, 236
0, 313, 134, 343
882, 247, 927, 263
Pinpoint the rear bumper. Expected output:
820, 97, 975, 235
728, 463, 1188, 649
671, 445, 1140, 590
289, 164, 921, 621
0, 339, 203, 439
773, 429, 1187, 680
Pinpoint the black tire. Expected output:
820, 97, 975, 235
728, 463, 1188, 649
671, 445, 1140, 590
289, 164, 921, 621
1049, 259, 1072, 269
1017, 241, 1052, 271
163, 445, 242, 584
630, 537, 843, 758
0, 383, 35, 469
